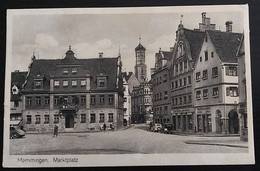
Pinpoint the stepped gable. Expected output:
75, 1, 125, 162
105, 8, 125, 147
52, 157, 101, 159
207, 30, 242, 63
183, 28, 206, 60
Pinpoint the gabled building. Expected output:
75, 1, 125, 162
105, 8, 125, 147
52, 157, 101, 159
151, 49, 173, 125
21, 46, 124, 132
168, 21, 206, 133
10, 70, 27, 123
194, 22, 242, 134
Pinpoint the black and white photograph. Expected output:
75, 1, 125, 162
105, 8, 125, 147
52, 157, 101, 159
3, 5, 254, 167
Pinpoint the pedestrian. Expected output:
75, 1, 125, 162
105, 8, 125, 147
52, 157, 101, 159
53, 124, 58, 137
110, 123, 115, 131
103, 123, 106, 132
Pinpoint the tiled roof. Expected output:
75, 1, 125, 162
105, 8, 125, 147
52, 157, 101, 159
135, 43, 146, 51
161, 51, 173, 60
23, 57, 118, 92
208, 30, 242, 63
183, 28, 206, 60
11, 71, 27, 100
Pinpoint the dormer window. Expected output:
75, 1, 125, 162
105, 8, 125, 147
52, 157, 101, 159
34, 79, 43, 89
12, 85, 19, 94
72, 68, 77, 74
97, 77, 106, 88
63, 68, 69, 75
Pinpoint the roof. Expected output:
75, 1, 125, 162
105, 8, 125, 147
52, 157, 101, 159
183, 28, 206, 60
23, 55, 119, 92
161, 51, 173, 60
208, 30, 242, 63
135, 43, 146, 51
122, 72, 133, 82
11, 71, 27, 89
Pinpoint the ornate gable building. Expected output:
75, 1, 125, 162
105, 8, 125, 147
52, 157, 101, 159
21, 47, 124, 132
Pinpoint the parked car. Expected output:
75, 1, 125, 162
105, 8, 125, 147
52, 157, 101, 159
10, 126, 25, 139
161, 124, 173, 134
151, 123, 162, 132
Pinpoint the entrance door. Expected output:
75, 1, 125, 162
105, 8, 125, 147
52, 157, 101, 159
228, 110, 239, 134
65, 114, 74, 128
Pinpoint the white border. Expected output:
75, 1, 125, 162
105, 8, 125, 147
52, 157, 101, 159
3, 5, 255, 167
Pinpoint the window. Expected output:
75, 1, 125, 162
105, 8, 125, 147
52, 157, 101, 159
184, 96, 187, 104
72, 80, 77, 87
196, 90, 201, 100
164, 106, 168, 114
63, 68, 69, 75
205, 35, 208, 42
36, 96, 41, 105
184, 60, 188, 70
72, 96, 79, 105
98, 78, 106, 88
203, 89, 208, 98
183, 77, 187, 86
54, 80, 59, 87
35, 81, 42, 88
175, 98, 178, 106
213, 87, 219, 97
44, 115, 49, 124
63, 80, 69, 87
44, 96, 50, 105
212, 67, 218, 77
205, 51, 208, 61
188, 76, 191, 85
172, 98, 175, 106
202, 70, 208, 79
175, 64, 178, 73
226, 66, 237, 76
90, 95, 96, 105
26, 97, 32, 106
211, 52, 214, 58
90, 114, 96, 123
163, 74, 167, 82
99, 113, 105, 123
81, 80, 86, 86
80, 96, 86, 105
164, 91, 168, 100
179, 97, 182, 105
108, 113, 113, 122
180, 62, 183, 71
171, 82, 174, 89
226, 87, 238, 97
200, 56, 202, 62
54, 96, 59, 106
72, 68, 77, 74
99, 95, 105, 104
188, 95, 192, 104
188, 115, 193, 130
35, 115, 41, 124
175, 81, 178, 89
54, 115, 59, 123
196, 72, 201, 81
26, 115, 32, 124
179, 79, 182, 87
81, 114, 86, 123
159, 93, 162, 101
108, 95, 114, 104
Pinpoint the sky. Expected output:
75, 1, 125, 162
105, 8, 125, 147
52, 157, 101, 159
10, 7, 245, 79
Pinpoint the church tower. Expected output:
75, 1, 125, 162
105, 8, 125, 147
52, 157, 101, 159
134, 37, 147, 83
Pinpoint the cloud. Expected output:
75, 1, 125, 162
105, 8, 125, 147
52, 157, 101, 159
35, 34, 59, 51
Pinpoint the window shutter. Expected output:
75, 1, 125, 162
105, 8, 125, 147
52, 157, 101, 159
225, 66, 229, 75
226, 87, 230, 96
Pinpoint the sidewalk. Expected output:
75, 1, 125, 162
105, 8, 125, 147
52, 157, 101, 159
185, 139, 248, 148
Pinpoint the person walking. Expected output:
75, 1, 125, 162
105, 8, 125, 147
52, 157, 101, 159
53, 124, 58, 138
110, 123, 115, 131
103, 123, 106, 132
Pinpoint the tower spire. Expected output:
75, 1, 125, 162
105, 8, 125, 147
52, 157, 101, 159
180, 15, 183, 24
139, 35, 141, 44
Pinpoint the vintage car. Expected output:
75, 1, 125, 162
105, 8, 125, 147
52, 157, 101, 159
151, 123, 162, 132
161, 124, 174, 134
10, 120, 25, 139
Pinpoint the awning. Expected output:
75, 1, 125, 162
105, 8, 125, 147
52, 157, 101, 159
10, 120, 22, 126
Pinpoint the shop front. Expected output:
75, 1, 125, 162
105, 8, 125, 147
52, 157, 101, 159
171, 108, 195, 133
195, 106, 212, 133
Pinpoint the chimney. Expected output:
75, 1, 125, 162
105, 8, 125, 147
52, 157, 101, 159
202, 12, 206, 24
225, 21, 233, 32
99, 52, 103, 58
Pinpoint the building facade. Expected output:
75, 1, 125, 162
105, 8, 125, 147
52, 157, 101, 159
21, 47, 124, 133
122, 72, 133, 126
168, 20, 206, 133
237, 34, 248, 141
194, 23, 242, 134
10, 71, 27, 123
131, 39, 153, 123
151, 49, 172, 125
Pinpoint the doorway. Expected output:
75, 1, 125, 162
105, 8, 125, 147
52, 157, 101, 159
228, 109, 239, 134
65, 114, 74, 128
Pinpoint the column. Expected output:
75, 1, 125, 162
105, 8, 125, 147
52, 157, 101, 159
185, 114, 189, 131
181, 113, 184, 132
50, 79, 54, 91
50, 95, 54, 110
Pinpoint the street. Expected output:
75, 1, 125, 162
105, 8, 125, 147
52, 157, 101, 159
10, 124, 248, 155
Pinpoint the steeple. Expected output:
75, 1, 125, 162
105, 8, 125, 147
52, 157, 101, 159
134, 37, 147, 83
178, 15, 184, 29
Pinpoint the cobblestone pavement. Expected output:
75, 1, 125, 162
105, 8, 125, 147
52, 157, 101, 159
9, 124, 248, 155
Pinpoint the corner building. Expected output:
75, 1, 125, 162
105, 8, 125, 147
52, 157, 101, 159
21, 47, 124, 133
194, 23, 242, 134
